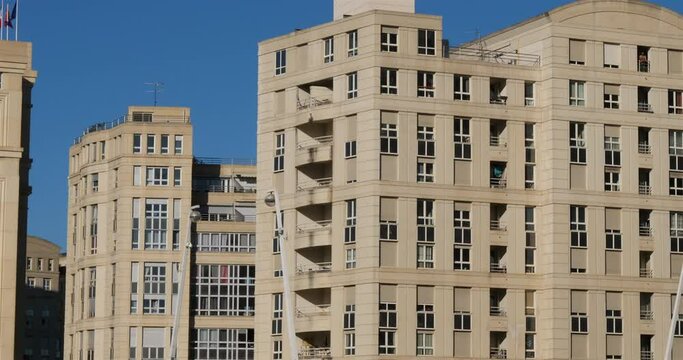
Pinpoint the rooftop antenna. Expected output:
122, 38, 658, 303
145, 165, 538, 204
144, 81, 165, 106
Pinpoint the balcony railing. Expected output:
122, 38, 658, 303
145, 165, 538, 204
193, 157, 257, 166
640, 268, 653, 278
297, 135, 333, 150
298, 347, 332, 360
525, 98, 535, 106
490, 220, 507, 231
640, 309, 654, 320
448, 46, 541, 67
297, 177, 333, 191
641, 350, 653, 360
490, 263, 507, 273
525, 265, 536, 274
639, 60, 651, 73
490, 96, 508, 105
200, 213, 256, 223
490, 306, 506, 317
296, 262, 332, 274
639, 226, 652, 237
73, 113, 191, 144
490, 347, 508, 359
638, 103, 653, 113
193, 184, 256, 193
490, 178, 507, 189
639, 185, 652, 195
297, 96, 332, 111
490, 136, 507, 147
638, 143, 652, 154
296, 220, 332, 233
296, 303, 331, 317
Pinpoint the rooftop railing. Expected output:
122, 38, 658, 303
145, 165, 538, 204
73, 113, 190, 144
449, 46, 541, 67
193, 157, 257, 166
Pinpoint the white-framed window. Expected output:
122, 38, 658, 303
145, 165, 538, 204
27, 277, 35, 287
146, 134, 156, 153
37, 258, 43, 271
380, 123, 398, 154
347, 72, 358, 99
344, 304, 356, 329
87, 267, 96, 317
417, 71, 434, 97
671, 212, 683, 253
604, 43, 621, 68
525, 81, 535, 106
417, 126, 434, 157
606, 229, 622, 250
604, 84, 620, 109
345, 140, 357, 158
454, 118, 471, 160
569, 80, 585, 106
671, 176, 683, 196
90, 205, 98, 254
48, 259, 55, 272
569, 39, 586, 65
606, 309, 622, 334
380, 68, 398, 95
417, 243, 434, 269
196, 233, 256, 253
347, 30, 358, 57
43, 278, 52, 291
454, 311, 471, 331
91, 173, 99, 192
146, 167, 169, 186
379, 302, 397, 355
26, 257, 32, 270
525, 334, 536, 359
192, 328, 254, 360
132, 198, 141, 249
272, 293, 283, 335
142, 328, 165, 360
381, 26, 398, 52
669, 89, 683, 114
174, 135, 183, 154
194, 264, 255, 316
345, 200, 357, 243
173, 167, 181, 186
345, 248, 356, 269
144, 199, 168, 250
570, 122, 586, 164
344, 332, 356, 355
670, 130, 683, 170
380, 220, 398, 241
417, 199, 434, 242
275, 49, 286, 75
273, 132, 285, 172
416, 332, 434, 356
571, 312, 588, 333
454, 209, 471, 245
417, 161, 434, 183
417, 304, 434, 330
605, 136, 621, 166
143, 263, 166, 314
133, 134, 142, 153
160, 135, 169, 154
525, 207, 536, 273
131, 262, 139, 313
453, 247, 471, 270
323, 37, 334, 63
570, 205, 587, 248
417, 29, 435, 55
605, 169, 621, 192
454, 75, 470, 101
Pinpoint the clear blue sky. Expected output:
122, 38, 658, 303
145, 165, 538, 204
23, 0, 683, 249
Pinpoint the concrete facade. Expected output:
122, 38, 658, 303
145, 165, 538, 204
64, 106, 256, 359
257, 1, 683, 359
0, 40, 36, 360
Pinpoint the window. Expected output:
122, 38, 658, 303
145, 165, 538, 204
345, 248, 357, 269
192, 328, 254, 360
570, 206, 587, 248
604, 43, 621, 68
133, 134, 141, 153
345, 200, 357, 243
160, 135, 169, 154
37, 258, 44, 271
275, 49, 286, 75
273, 132, 285, 172
604, 84, 620, 109
27, 277, 35, 287
347, 30, 358, 57
417, 304, 434, 330
26, 257, 32, 270
43, 278, 52, 291
606, 229, 622, 251
417, 29, 435, 55
417, 199, 434, 242
380, 220, 397, 241
525, 207, 536, 273
323, 37, 334, 63
454, 311, 471, 331
571, 312, 588, 333
454, 209, 471, 245
671, 177, 683, 196
272, 339, 283, 360
132, 199, 141, 249
417, 161, 434, 183
525, 82, 535, 106
606, 310, 622, 334
194, 264, 255, 316
146, 134, 155, 153
381, 27, 398, 52
146, 167, 169, 186
416, 332, 434, 356
569, 39, 586, 65
344, 332, 356, 356
379, 302, 397, 355
570, 122, 586, 164
525, 124, 536, 189
173, 167, 181, 186
525, 334, 536, 359
417, 126, 435, 157
454, 75, 470, 101
345, 141, 357, 158
380, 123, 398, 154
344, 304, 356, 329
569, 80, 585, 106
143, 263, 166, 314
87, 268, 96, 317
144, 199, 168, 250
142, 328, 165, 360
91, 173, 99, 192
380, 68, 398, 95
453, 247, 471, 270
174, 135, 183, 154
90, 205, 98, 254
605, 169, 621, 192
671, 89, 683, 114
272, 293, 282, 335
48, 259, 55, 272
671, 212, 683, 253
196, 233, 255, 253
417, 71, 434, 97
454, 118, 471, 160
671, 130, 683, 170
605, 136, 621, 166
347, 72, 358, 99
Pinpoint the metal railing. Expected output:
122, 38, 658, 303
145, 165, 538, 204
73, 113, 190, 144
490, 96, 508, 105
490, 306, 506, 317
490, 136, 507, 147
639, 185, 652, 195
490, 178, 507, 189
490, 347, 508, 359
296, 220, 332, 233
490, 220, 507, 231
639, 60, 651, 73
525, 265, 536, 274
490, 263, 507, 273
525, 98, 535, 106
298, 347, 332, 360
193, 157, 256, 166
297, 177, 333, 191
640, 268, 653, 278
297, 96, 332, 111
296, 303, 331, 317
296, 262, 332, 274
640, 309, 654, 320
641, 350, 653, 360
449, 46, 541, 67
638, 143, 652, 154
639, 226, 652, 237
297, 135, 333, 150
638, 103, 653, 113
199, 213, 256, 223
193, 184, 257, 193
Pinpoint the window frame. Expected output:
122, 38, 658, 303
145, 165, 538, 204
380, 68, 398, 95
417, 29, 436, 56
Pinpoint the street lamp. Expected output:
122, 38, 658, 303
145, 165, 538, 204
265, 189, 298, 360
170, 205, 201, 360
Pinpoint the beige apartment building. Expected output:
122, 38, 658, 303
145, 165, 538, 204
256, 0, 683, 359
24, 235, 64, 360
64, 106, 256, 359
0, 40, 36, 359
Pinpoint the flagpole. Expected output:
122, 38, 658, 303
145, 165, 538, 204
14, 0, 18, 41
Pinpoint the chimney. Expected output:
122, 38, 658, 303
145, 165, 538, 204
333, 0, 415, 20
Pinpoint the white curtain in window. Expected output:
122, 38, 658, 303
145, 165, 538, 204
604, 43, 621, 66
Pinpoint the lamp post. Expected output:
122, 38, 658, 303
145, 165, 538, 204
170, 205, 202, 360
265, 190, 298, 360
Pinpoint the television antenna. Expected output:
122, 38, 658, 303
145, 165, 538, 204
145, 81, 165, 106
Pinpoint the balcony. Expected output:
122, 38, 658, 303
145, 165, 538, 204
490, 220, 507, 232
639, 268, 653, 278
640, 309, 653, 321
490, 263, 507, 274
296, 122, 334, 166
296, 303, 331, 318
298, 135, 333, 150
638, 103, 653, 113
298, 348, 331, 360
297, 220, 332, 234
641, 350, 653, 360
638, 143, 652, 155
199, 212, 255, 223
490, 306, 506, 317
639, 185, 652, 195
297, 262, 331, 274
490, 136, 507, 148
490, 348, 508, 359
490, 178, 507, 189
639, 61, 651, 73
297, 177, 332, 192
639, 226, 652, 237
